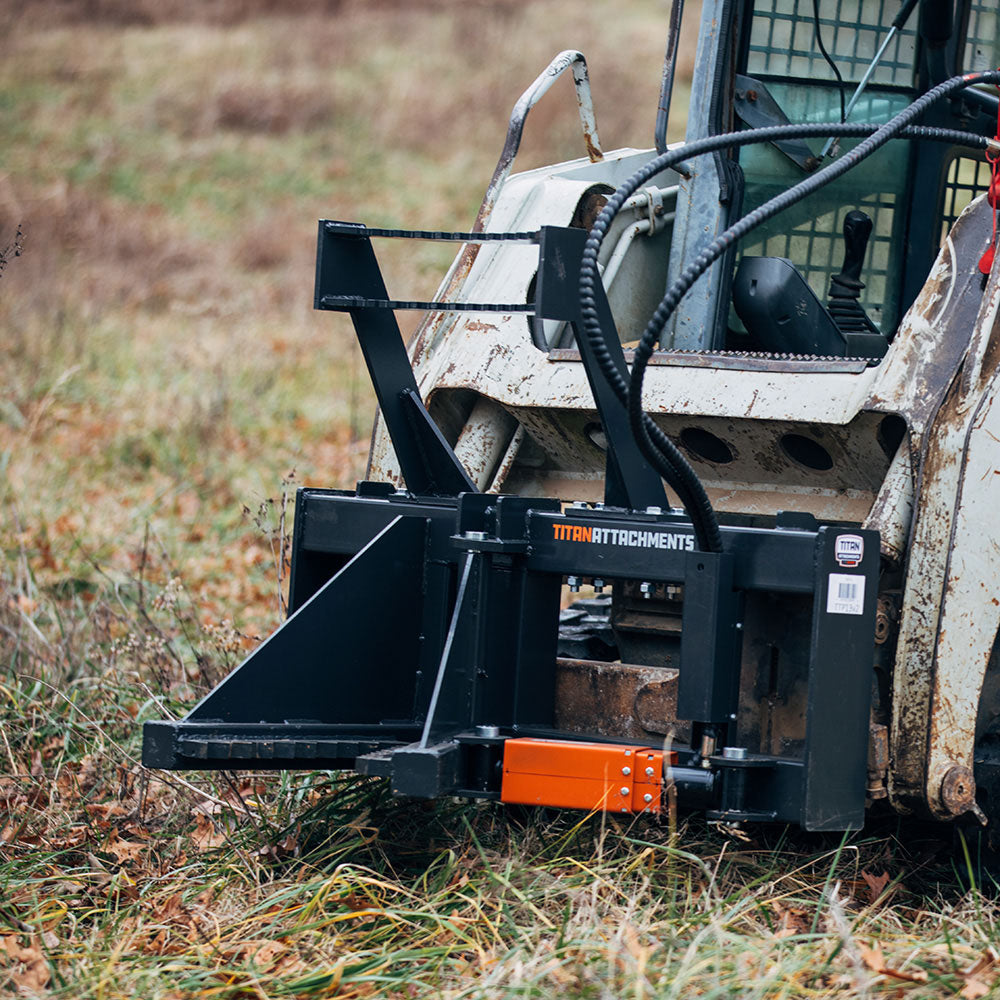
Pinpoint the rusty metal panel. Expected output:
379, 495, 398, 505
889, 197, 1000, 819
554, 657, 686, 742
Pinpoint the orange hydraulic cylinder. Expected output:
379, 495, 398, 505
500, 737, 674, 815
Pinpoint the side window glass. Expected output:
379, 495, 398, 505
964, 2, 999, 73
746, 0, 918, 87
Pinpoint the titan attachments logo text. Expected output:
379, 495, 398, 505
552, 523, 694, 551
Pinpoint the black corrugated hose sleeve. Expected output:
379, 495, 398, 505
578, 71, 1000, 552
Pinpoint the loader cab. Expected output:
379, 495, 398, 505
665, 0, 1000, 358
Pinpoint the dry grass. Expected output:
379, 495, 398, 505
1, 1, 996, 997
0, 0, 687, 604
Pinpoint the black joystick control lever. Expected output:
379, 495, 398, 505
827, 210, 881, 336
732, 208, 888, 361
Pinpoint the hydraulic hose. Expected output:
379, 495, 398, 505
578, 71, 1000, 552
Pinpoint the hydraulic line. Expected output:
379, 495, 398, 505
818, 0, 920, 158
812, 0, 848, 126
582, 123, 988, 551
578, 71, 1000, 552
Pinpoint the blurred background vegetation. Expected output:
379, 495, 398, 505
0, 0, 693, 634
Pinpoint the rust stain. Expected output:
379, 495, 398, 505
583, 128, 602, 163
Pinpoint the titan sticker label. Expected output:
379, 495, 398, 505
827, 573, 865, 616
834, 533, 864, 568
551, 523, 694, 551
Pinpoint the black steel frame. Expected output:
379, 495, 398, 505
142, 222, 881, 831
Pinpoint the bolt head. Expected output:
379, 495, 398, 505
645, 766, 655, 777
622, 766, 631, 776
643, 793, 653, 803
940, 764, 977, 815
620, 786, 630, 796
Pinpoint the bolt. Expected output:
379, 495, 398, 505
644, 793, 653, 803
722, 746, 748, 760
571, 501, 589, 509
700, 733, 717, 767
735, 622, 743, 631
645, 506, 663, 515
567, 575, 581, 593
940, 764, 977, 816
620, 786, 630, 796
747, 89, 758, 101
624, 750, 632, 756
622, 766, 631, 776
475, 725, 500, 739
645, 766, 655, 777
640, 581, 653, 600
593, 577, 605, 593
464, 530, 487, 540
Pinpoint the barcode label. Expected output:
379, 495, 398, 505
827, 573, 865, 616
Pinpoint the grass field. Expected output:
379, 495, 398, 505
3, 2, 1000, 997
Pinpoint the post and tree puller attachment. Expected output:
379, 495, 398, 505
144, 0, 1000, 838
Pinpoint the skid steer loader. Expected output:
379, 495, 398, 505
144, 0, 1000, 836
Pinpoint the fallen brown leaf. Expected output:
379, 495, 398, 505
961, 947, 1000, 999
881, 966, 929, 984
961, 977, 991, 1000
106, 832, 147, 864
191, 813, 228, 850
858, 941, 928, 984
772, 901, 810, 938
859, 941, 884, 973
861, 869, 891, 905
0, 937, 51, 991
